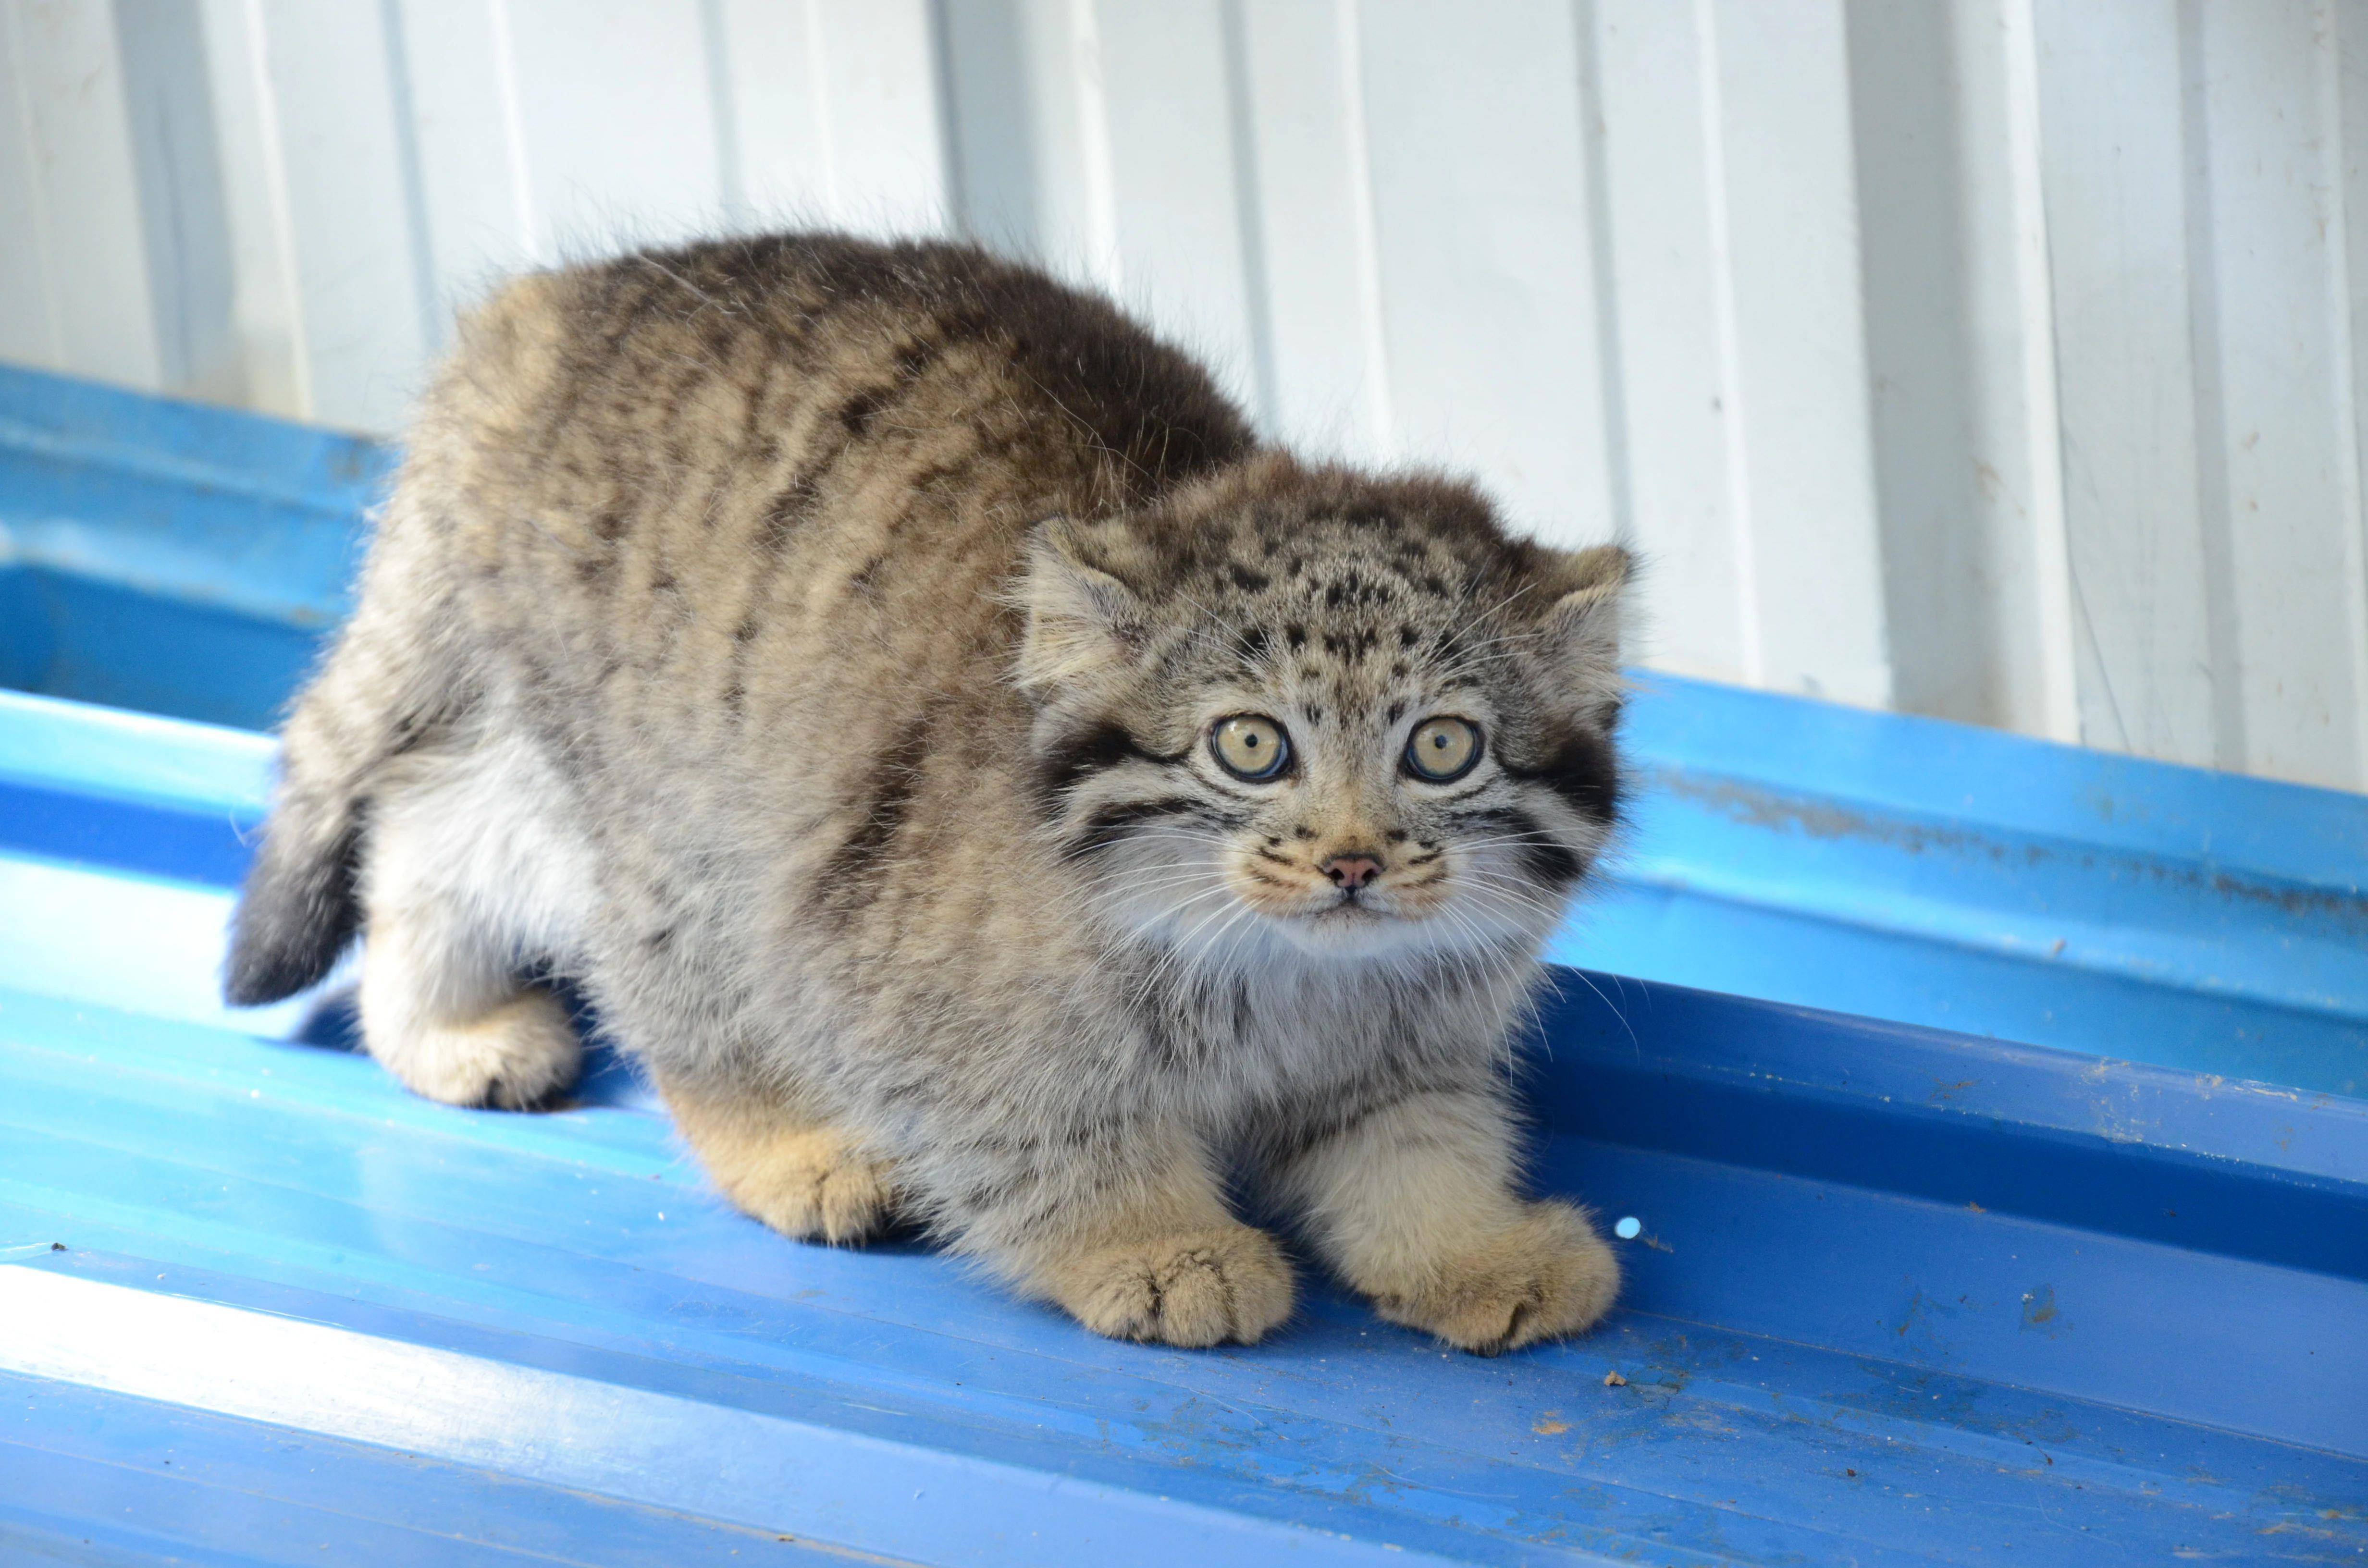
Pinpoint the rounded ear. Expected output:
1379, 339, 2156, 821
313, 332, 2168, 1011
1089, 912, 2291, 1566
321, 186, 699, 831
1017, 519, 1149, 692
1534, 544, 1632, 707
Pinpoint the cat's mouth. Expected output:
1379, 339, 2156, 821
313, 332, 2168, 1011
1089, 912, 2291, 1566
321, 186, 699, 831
1317, 894, 1383, 918
1303, 885, 1422, 925
1237, 872, 1434, 926
1217, 854, 1463, 944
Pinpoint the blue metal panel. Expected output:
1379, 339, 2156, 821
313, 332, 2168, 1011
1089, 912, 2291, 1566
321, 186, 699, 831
1563, 675, 2368, 1096
0, 363, 382, 726
3, 365, 2366, 1564
2, 964, 2362, 1563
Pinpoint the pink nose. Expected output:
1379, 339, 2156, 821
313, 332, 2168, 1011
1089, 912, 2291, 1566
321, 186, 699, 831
1322, 854, 1383, 891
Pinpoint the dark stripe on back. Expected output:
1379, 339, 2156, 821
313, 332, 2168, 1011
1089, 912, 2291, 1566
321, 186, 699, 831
834, 384, 895, 437
817, 712, 936, 915
727, 421, 864, 718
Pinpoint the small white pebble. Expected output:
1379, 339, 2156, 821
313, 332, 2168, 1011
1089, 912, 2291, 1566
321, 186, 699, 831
1614, 1216, 1642, 1241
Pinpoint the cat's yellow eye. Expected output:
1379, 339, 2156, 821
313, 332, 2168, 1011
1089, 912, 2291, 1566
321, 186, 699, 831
1404, 716, 1482, 782
1210, 714, 1292, 781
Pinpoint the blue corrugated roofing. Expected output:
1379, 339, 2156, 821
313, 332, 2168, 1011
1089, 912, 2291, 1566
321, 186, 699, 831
2, 366, 2363, 1564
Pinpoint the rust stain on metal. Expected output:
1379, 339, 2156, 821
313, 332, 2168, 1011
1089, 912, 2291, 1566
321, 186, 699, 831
2020, 1285, 2071, 1338
1651, 767, 2368, 927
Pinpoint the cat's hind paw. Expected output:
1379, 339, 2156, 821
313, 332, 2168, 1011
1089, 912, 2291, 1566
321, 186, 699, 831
1371, 1200, 1619, 1355
1051, 1225, 1295, 1347
377, 990, 582, 1110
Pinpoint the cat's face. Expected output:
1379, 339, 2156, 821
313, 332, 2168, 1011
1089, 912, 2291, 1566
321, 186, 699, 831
1020, 462, 1629, 966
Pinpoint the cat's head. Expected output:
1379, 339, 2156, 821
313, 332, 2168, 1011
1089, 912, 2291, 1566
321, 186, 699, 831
1017, 455, 1630, 965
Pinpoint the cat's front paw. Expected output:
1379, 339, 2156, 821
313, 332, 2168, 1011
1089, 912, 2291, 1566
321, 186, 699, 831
1371, 1201, 1619, 1355
1050, 1225, 1295, 1347
716, 1127, 900, 1245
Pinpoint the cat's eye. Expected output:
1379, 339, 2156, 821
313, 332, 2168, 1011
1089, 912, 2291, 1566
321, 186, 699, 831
1404, 716, 1482, 782
1210, 714, 1292, 781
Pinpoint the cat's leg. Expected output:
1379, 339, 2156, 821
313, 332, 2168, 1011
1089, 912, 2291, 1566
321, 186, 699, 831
357, 869, 581, 1109
355, 741, 588, 1109
658, 1074, 900, 1245
974, 1126, 1295, 1348
1271, 1088, 1617, 1355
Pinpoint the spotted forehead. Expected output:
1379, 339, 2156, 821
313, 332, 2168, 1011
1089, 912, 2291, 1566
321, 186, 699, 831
1238, 517, 1473, 593
1205, 562, 1505, 713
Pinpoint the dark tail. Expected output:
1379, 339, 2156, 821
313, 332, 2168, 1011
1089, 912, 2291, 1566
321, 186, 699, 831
224, 768, 370, 1006
224, 545, 449, 1006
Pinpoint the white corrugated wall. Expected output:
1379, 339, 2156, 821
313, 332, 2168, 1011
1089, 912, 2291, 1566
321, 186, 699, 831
4, 0, 2366, 792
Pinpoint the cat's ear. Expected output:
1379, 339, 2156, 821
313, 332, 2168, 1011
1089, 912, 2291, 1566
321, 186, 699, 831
1017, 519, 1148, 691
1532, 544, 1632, 709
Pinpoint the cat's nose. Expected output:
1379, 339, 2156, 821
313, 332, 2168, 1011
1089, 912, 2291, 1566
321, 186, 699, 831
1321, 853, 1383, 891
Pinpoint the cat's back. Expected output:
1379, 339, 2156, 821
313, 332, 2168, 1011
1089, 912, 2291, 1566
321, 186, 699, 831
412, 231, 1254, 634
384, 233, 1258, 811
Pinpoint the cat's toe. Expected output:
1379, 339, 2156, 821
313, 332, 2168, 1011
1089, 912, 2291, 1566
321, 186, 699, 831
1372, 1201, 1619, 1355
722, 1128, 900, 1245
379, 992, 582, 1110
1057, 1225, 1295, 1347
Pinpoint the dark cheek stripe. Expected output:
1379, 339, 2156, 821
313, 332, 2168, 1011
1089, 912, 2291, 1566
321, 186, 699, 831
1455, 805, 1585, 885
1033, 720, 1187, 803
1502, 726, 1621, 827
1063, 796, 1240, 858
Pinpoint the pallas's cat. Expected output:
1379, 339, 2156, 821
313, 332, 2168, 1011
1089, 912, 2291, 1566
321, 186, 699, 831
227, 234, 1631, 1352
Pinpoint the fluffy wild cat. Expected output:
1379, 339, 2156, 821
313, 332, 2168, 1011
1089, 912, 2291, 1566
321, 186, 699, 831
225, 233, 1631, 1353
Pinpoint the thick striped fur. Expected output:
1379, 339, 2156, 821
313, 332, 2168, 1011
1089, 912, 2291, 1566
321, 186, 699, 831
226, 233, 1630, 1353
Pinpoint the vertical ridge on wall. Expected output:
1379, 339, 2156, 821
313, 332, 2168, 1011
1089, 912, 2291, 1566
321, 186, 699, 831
1328, 0, 1395, 462
2180, 0, 2250, 774
1, 0, 189, 393
1690, 0, 1763, 686
2338, 0, 2368, 791
2193, 0, 2367, 790
1092, 1, 1262, 416
1852, 0, 2075, 740
0, 4, 63, 371
1354, 0, 1616, 547
1998, 0, 2082, 746
1216, 0, 1282, 437
1705, 0, 1891, 709
1572, 0, 1633, 552
2033, 0, 2219, 770
1593, 2, 1745, 682
245, 0, 434, 433
4, 0, 2366, 791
